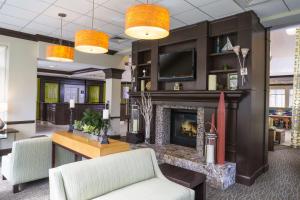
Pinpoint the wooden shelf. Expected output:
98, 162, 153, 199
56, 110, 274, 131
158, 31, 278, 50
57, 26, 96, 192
137, 63, 151, 67
209, 51, 235, 56
209, 69, 237, 74
138, 76, 151, 80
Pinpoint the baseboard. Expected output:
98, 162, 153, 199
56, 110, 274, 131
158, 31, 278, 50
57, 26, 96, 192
236, 164, 268, 186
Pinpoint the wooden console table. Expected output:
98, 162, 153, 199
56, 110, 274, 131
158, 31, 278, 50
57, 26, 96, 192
52, 131, 130, 167
160, 163, 206, 200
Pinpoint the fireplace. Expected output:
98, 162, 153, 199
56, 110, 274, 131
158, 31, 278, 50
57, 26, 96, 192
171, 109, 197, 148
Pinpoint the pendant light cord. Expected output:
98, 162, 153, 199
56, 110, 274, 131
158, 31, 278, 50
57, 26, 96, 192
92, 0, 95, 29
60, 16, 63, 45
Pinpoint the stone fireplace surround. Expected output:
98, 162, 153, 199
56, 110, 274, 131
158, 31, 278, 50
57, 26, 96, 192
155, 104, 205, 156
134, 103, 236, 190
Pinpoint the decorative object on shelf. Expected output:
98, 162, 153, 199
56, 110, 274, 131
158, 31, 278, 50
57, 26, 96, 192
221, 36, 234, 52
205, 112, 218, 164
140, 80, 145, 92
68, 99, 75, 132
223, 64, 229, 71
142, 69, 147, 77
233, 45, 250, 86
292, 28, 300, 148
227, 73, 238, 90
217, 92, 226, 165
0, 102, 7, 130
123, 85, 130, 115
138, 92, 153, 144
130, 104, 140, 133
125, 2, 170, 40
75, 0, 109, 54
46, 13, 74, 62
208, 75, 217, 90
173, 82, 182, 91
145, 81, 151, 91
101, 102, 110, 144
214, 37, 221, 53
147, 60, 151, 64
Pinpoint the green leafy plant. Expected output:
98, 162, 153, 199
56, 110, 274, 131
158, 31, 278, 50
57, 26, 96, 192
73, 120, 84, 131
81, 109, 104, 135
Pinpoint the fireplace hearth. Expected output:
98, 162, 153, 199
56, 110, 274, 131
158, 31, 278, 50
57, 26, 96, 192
171, 109, 197, 148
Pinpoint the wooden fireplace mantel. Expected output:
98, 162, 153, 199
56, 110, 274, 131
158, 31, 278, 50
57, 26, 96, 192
129, 90, 246, 103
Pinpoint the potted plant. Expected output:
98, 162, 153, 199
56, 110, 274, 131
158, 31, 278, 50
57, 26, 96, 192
73, 109, 104, 141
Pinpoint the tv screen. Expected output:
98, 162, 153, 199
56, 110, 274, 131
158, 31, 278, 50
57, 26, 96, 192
158, 49, 196, 81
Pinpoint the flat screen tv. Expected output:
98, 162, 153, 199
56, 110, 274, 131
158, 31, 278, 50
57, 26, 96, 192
158, 49, 196, 81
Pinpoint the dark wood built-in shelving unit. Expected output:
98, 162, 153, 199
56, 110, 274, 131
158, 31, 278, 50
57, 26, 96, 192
130, 11, 268, 186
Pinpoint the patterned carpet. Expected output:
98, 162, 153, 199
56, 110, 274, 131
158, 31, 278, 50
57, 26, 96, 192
0, 146, 299, 200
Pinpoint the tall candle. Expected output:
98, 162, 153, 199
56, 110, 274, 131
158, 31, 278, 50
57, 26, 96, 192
103, 109, 109, 120
208, 75, 217, 90
133, 119, 138, 132
141, 80, 145, 92
69, 99, 75, 108
206, 144, 215, 164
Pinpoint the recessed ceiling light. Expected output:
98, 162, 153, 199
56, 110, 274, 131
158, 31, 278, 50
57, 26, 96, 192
49, 65, 55, 68
286, 28, 296, 36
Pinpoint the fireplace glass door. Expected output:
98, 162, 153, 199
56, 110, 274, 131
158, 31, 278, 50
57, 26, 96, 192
171, 109, 197, 148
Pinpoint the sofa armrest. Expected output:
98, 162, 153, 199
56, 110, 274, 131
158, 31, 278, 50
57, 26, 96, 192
49, 168, 67, 200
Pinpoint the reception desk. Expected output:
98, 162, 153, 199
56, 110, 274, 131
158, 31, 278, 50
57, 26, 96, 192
40, 103, 105, 125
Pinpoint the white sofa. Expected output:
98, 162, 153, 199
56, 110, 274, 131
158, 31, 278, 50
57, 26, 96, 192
49, 148, 195, 200
1, 136, 75, 193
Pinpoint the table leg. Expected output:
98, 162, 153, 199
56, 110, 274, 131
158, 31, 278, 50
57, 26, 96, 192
194, 182, 206, 200
52, 143, 55, 168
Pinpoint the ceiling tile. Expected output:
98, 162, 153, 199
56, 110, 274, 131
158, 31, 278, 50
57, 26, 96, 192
33, 14, 61, 28
55, 0, 93, 14
86, 0, 109, 5
137, 0, 161, 3
51, 29, 75, 41
247, 0, 288, 17
284, 0, 300, 10
102, 0, 137, 14
72, 15, 107, 28
100, 23, 123, 35
200, 0, 243, 18
0, 21, 21, 31
185, 0, 219, 7
90, 6, 124, 26
170, 17, 186, 29
63, 22, 89, 33
23, 21, 57, 34
0, 4, 38, 20
173, 8, 212, 25
6, 0, 50, 13
43, 5, 81, 22
0, 13, 29, 27
158, 0, 194, 15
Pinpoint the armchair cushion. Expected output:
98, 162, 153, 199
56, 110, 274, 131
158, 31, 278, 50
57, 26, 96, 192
94, 177, 194, 200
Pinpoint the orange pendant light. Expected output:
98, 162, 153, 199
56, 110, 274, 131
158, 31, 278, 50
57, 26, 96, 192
125, 3, 170, 40
46, 13, 74, 62
74, 0, 109, 54
75, 30, 109, 54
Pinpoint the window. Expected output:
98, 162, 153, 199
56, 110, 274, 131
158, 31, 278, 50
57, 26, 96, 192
0, 45, 8, 120
269, 89, 285, 107
289, 89, 294, 108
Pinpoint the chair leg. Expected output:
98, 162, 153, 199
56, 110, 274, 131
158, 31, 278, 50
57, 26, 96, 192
2, 175, 7, 180
13, 184, 20, 193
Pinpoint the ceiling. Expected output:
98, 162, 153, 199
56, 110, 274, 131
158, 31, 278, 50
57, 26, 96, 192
0, 0, 300, 53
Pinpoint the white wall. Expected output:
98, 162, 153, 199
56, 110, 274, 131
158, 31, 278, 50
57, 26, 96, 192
0, 35, 37, 138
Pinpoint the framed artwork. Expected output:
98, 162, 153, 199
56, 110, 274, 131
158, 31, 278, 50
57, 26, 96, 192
227, 73, 238, 90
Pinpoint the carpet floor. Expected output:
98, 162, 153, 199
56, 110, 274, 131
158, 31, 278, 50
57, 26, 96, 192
1, 146, 299, 200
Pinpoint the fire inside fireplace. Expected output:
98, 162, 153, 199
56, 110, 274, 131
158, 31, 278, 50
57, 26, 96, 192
171, 109, 197, 148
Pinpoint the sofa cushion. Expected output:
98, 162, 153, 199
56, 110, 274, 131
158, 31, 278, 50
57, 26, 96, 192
93, 178, 195, 200
59, 149, 156, 200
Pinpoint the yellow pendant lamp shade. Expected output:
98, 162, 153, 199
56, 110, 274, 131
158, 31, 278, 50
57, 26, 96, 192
46, 45, 74, 62
125, 4, 170, 40
75, 30, 109, 54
